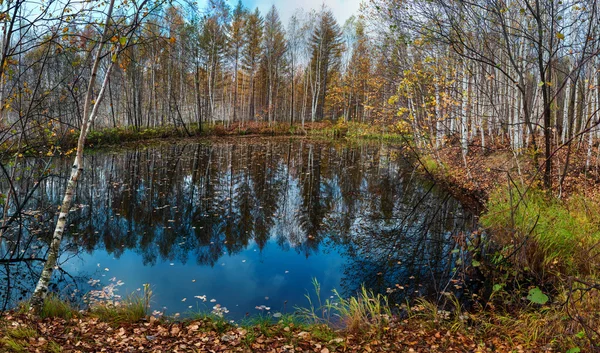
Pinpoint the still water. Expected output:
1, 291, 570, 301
0, 138, 477, 319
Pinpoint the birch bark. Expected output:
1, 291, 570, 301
30, 0, 116, 311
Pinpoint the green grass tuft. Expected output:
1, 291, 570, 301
0, 325, 38, 353
91, 295, 146, 325
297, 279, 391, 335
5, 326, 37, 340
40, 294, 78, 320
46, 341, 63, 353
0, 338, 26, 353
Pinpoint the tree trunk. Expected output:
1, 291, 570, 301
30, 0, 116, 312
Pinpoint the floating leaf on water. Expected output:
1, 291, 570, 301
273, 312, 282, 318
181, 298, 186, 302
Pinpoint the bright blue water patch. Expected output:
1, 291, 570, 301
64, 238, 345, 320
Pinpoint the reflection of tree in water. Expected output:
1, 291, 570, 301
0, 138, 476, 308
337, 179, 478, 304
0, 154, 87, 309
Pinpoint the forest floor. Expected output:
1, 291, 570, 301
421, 137, 600, 206
0, 309, 553, 353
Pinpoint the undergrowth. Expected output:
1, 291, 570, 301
481, 186, 600, 278
476, 185, 600, 350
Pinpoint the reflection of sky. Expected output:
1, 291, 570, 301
62, 238, 344, 320
3, 140, 475, 316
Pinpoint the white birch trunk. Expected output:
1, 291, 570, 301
31, 0, 116, 311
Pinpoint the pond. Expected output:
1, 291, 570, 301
0, 137, 478, 320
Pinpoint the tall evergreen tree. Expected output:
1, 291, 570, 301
243, 8, 264, 121
262, 5, 287, 124
229, 0, 247, 122
309, 8, 343, 121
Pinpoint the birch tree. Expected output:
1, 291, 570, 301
30, 0, 154, 311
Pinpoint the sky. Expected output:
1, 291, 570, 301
200, 0, 363, 27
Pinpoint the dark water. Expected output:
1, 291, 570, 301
0, 138, 477, 319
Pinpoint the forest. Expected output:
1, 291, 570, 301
0, 0, 600, 351
1, 0, 599, 188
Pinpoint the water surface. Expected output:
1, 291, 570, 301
0, 138, 476, 319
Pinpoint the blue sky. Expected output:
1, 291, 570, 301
200, 0, 363, 26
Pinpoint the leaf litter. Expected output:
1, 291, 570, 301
0, 310, 543, 352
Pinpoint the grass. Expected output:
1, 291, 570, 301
39, 294, 78, 320
297, 279, 392, 336
419, 154, 445, 175
46, 341, 63, 353
0, 325, 38, 353
329, 286, 391, 334
474, 185, 600, 350
408, 293, 466, 332
4, 326, 37, 340
6, 120, 416, 158
89, 284, 151, 325
3, 285, 599, 351
185, 311, 231, 334
0, 338, 26, 353
481, 186, 600, 278
90, 294, 147, 325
